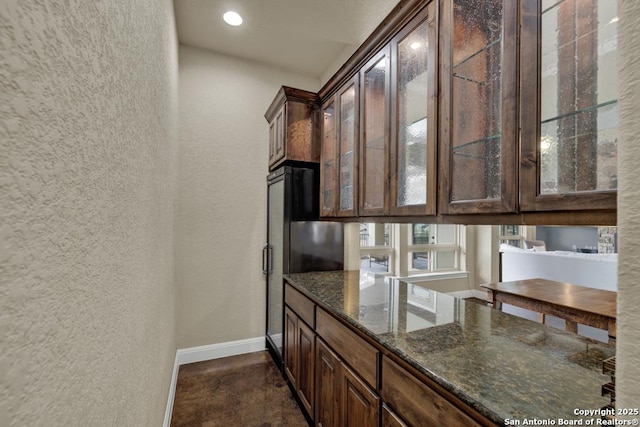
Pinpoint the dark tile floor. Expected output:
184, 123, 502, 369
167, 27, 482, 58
170, 351, 307, 427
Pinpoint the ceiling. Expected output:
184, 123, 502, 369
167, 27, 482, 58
174, 0, 401, 81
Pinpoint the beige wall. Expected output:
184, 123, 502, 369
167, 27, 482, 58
617, 0, 640, 410
0, 1, 179, 425
175, 46, 319, 348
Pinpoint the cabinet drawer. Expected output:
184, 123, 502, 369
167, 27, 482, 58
316, 308, 378, 389
381, 356, 480, 427
285, 283, 315, 328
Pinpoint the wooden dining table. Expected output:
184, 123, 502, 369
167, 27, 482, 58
480, 278, 617, 344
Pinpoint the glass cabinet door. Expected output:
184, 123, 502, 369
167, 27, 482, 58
520, 0, 617, 211
390, 2, 437, 216
320, 99, 337, 216
439, 0, 518, 214
360, 48, 390, 216
337, 76, 359, 217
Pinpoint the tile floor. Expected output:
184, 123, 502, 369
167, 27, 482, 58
170, 351, 307, 426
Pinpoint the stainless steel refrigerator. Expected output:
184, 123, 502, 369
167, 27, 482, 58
263, 165, 343, 368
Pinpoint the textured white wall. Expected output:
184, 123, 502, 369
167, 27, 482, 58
176, 46, 319, 348
617, 0, 640, 411
0, 1, 178, 425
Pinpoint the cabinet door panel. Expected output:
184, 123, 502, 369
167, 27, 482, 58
315, 339, 341, 427
337, 77, 359, 217
360, 48, 391, 216
439, 0, 518, 214
520, 0, 617, 211
342, 365, 379, 427
320, 99, 337, 216
298, 320, 315, 416
390, 3, 437, 216
284, 307, 297, 388
275, 107, 285, 163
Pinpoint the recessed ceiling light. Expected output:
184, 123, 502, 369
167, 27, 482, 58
410, 42, 422, 50
223, 11, 243, 26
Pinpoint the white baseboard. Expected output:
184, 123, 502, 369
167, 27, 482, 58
163, 352, 180, 427
163, 336, 265, 427
176, 336, 265, 365
447, 289, 489, 300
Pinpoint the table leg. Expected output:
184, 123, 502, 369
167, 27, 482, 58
565, 320, 578, 334
487, 290, 502, 310
608, 320, 616, 345
537, 312, 546, 324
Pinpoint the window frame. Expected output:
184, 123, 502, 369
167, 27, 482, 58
358, 223, 463, 277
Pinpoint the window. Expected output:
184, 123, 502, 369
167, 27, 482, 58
498, 225, 525, 248
408, 224, 458, 273
360, 223, 393, 273
359, 223, 462, 276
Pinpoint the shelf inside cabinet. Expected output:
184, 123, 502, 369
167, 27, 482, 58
365, 135, 385, 149
453, 134, 501, 151
453, 37, 502, 70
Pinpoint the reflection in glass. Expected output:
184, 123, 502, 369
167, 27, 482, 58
450, 0, 503, 201
397, 20, 429, 206
412, 252, 430, 270
540, 0, 617, 194
339, 85, 356, 211
322, 102, 336, 212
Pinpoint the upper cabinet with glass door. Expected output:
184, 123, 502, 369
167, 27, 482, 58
320, 75, 359, 217
520, 0, 618, 211
360, 47, 391, 216
439, 0, 518, 214
390, 2, 438, 216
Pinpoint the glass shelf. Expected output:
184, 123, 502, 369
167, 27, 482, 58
453, 37, 502, 70
452, 134, 501, 151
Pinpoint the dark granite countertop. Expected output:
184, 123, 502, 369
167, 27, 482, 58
285, 270, 615, 425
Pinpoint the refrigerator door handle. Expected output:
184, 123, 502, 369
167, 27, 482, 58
262, 244, 269, 275
268, 245, 274, 275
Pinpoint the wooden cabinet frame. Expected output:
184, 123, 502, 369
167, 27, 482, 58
320, 75, 360, 218
438, 0, 519, 215
519, 0, 617, 212
359, 47, 391, 217
284, 306, 316, 418
389, 3, 438, 216
265, 86, 320, 171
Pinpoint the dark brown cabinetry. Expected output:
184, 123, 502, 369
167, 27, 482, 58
381, 356, 479, 427
390, 3, 438, 216
283, 278, 489, 426
382, 404, 407, 427
360, 47, 391, 217
519, 0, 618, 212
320, 76, 360, 217
342, 364, 379, 427
310, 0, 617, 224
315, 338, 379, 427
438, 0, 518, 214
265, 86, 320, 171
284, 306, 316, 417
315, 339, 341, 427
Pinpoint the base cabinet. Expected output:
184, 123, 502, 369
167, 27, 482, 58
285, 280, 487, 427
284, 306, 316, 417
315, 339, 341, 427
381, 356, 479, 427
315, 338, 379, 427
342, 364, 379, 427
